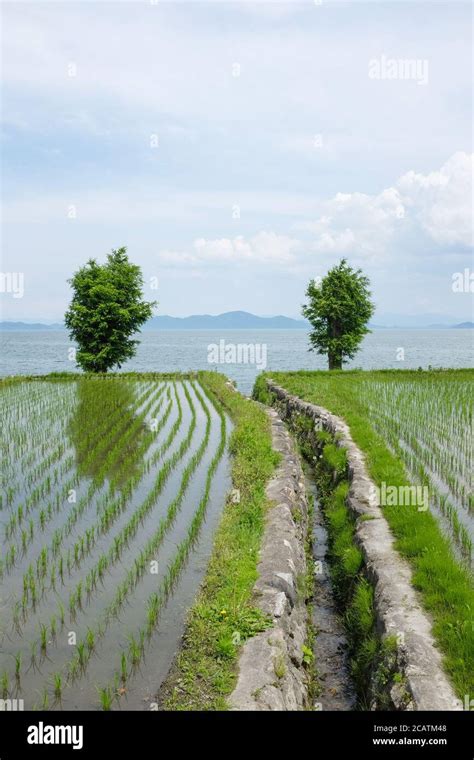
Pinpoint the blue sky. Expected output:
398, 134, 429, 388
1, 0, 473, 321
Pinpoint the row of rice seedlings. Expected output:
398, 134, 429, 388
0, 383, 79, 506
0, 382, 74, 462
376, 419, 472, 562
406, 445, 473, 560
101, 396, 228, 708
81, 383, 166, 488
2, 383, 163, 635
366, 378, 471, 459
103, 382, 214, 620
4, 465, 72, 542
0, 379, 151, 495
141, 386, 184, 474
0, 380, 193, 693
10, 386, 167, 545
57, 384, 199, 625
1, 382, 163, 581
47, 385, 170, 548
363, 377, 472, 500
67, 379, 154, 465
9, 382, 206, 695
21, 442, 70, 495
2, 383, 187, 674
92, 387, 169, 494
39, 385, 176, 585
387, 416, 471, 505
3, 380, 156, 523
357, 376, 472, 555
0, 382, 55, 434
38, 381, 224, 709
33, 381, 159, 509
435, 493, 473, 558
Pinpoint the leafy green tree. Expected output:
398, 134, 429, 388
65, 247, 156, 373
302, 259, 374, 370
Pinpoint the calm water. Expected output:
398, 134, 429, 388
1, 328, 473, 395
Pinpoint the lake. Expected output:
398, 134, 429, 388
1, 328, 473, 395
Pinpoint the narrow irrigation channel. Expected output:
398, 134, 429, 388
304, 464, 356, 711
0, 376, 232, 711
256, 378, 464, 711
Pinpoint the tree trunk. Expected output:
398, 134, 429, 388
328, 352, 342, 370
328, 317, 342, 370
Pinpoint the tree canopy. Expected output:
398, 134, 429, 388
65, 247, 156, 373
302, 259, 375, 370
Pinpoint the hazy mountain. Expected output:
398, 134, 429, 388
372, 312, 470, 328
0, 321, 63, 330
1, 311, 472, 331
0, 312, 309, 330
142, 311, 309, 329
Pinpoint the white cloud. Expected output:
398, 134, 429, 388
294, 151, 473, 257
396, 151, 473, 246
158, 231, 301, 268
152, 153, 473, 273
296, 187, 405, 257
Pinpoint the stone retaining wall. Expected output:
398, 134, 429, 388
228, 408, 310, 710
266, 380, 462, 712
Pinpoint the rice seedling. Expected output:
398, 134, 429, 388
12, 601, 22, 633
29, 640, 39, 672
76, 581, 83, 608
40, 623, 48, 653
53, 673, 63, 700
1, 671, 9, 698
86, 628, 95, 653
128, 636, 141, 668
97, 685, 114, 711
120, 652, 128, 683
14, 652, 22, 681
49, 564, 56, 590
41, 688, 49, 710
76, 642, 87, 670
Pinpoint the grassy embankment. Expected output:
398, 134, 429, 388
161, 371, 279, 710
254, 369, 474, 702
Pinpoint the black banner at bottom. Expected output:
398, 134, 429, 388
0, 710, 472, 757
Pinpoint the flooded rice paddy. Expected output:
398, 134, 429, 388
0, 377, 231, 710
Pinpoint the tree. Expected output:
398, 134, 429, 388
302, 259, 374, 370
65, 247, 156, 373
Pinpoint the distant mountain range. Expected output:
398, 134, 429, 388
143, 312, 309, 329
0, 311, 472, 331
0, 322, 64, 331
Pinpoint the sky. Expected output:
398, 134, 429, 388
1, 0, 473, 322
